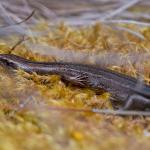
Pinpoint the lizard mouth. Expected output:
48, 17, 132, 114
0, 57, 17, 69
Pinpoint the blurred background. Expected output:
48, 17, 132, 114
0, 0, 150, 26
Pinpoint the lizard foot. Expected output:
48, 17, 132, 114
122, 94, 150, 111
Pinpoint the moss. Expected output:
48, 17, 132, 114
0, 21, 150, 150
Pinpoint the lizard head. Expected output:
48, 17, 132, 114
0, 54, 19, 69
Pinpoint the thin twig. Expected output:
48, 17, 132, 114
116, 26, 145, 40
10, 35, 29, 52
101, 0, 141, 20
102, 19, 150, 27
92, 109, 150, 116
15, 9, 35, 25
38, 106, 150, 116
0, 9, 35, 28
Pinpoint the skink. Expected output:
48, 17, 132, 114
0, 54, 150, 110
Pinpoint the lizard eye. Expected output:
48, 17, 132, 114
2, 59, 13, 67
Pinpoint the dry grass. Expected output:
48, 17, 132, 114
0, 1, 150, 148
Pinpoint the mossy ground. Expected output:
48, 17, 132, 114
0, 22, 150, 150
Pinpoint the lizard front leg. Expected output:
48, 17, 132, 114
122, 94, 150, 110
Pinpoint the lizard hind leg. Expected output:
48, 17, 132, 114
61, 73, 88, 87
122, 94, 150, 111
